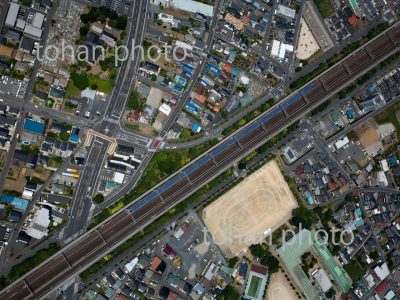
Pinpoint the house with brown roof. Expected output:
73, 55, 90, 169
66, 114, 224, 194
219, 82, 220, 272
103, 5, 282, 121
225, 13, 244, 30
0, 45, 14, 58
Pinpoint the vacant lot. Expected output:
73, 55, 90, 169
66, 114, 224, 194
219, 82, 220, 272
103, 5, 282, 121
296, 18, 320, 60
266, 270, 300, 300
314, 0, 334, 18
203, 160, 298, 257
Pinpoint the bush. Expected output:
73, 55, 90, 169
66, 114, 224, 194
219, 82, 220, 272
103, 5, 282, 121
59, 131, 70, 142
249, 243, 280, 273
93, 194, 104, 204
227, 256, 239, 268
71, 72, 89, 90
310, 100, 331, 116
114, 16, 127, 29
344, 260, 365, 281
127, 91, 144, 111
9, 244, 60, 281
218, 285, 240, 300
79, 25, 89, 37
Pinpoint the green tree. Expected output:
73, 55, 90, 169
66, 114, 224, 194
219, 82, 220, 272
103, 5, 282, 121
127, 91, 144, 111
71, 72, 89, 90
227, 256, 239, 268
59, 131, 70, 142
260, 254, 279, 273
180, 128, 192, 139
218, 285, 240, 300
115, 16, 127, 29
79, 25, 89, 37
291, 207, 317, 229
249, 243, 267, 258
93, 194, 104, 204
80, 14, 90, 24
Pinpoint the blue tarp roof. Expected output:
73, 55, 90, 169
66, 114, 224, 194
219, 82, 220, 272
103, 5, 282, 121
23, 119, 45, 135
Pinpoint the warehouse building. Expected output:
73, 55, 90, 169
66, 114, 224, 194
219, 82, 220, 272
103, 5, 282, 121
4, 2, 46, 40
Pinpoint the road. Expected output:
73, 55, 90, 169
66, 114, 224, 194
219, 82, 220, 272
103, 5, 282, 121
0, 0, 60, 193
92, 0, 223, 212
61, 137, 110, 241
1, 21, 398, 300
0, 0, 63, 270
59, 0, 151, 240
158, 0, 223, 137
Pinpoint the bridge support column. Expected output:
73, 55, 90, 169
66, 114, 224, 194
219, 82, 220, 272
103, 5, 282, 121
319, 78, 329, 91
24, 280, 34, 294
343, 63, 352, 75
97, 230, 107, 244
184, 173, 192, 184
62, 253, 72, 267
258, 121, 267, 131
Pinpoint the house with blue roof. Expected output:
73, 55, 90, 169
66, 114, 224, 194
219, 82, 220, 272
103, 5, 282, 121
192, 123, 201, 133
23, 119, 45, 135
346, 108, 354, 119
355, 207, 362, 218
69, 134, 80, 143
9, 210, 22, 222
354, 218, 365, 228
1, 194, 29, 212
387, 155, 399, 166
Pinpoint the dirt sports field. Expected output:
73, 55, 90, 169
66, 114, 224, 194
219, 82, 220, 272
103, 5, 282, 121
203, 160, 298, 257
266, 271, 300, 300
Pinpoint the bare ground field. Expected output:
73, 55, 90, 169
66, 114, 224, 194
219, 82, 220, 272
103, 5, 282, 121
203, 160, 298, 257
266, 270, 301, 300
296, 18, 320, 60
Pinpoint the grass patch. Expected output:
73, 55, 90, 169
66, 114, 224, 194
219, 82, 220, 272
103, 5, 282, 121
65, 82, 81, 98
88, 139, 219, 228
125, 123, 140, 131
374, 101, 400, 138
88, 74, 114, 94
314, 0, 334, 18
311, 100, 331, 116
343, 260, 366, 281
127, 91, 145, 111
131, 140, 218, 197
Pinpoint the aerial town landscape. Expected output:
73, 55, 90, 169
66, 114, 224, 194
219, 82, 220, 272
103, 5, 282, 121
0, 0, 398, 299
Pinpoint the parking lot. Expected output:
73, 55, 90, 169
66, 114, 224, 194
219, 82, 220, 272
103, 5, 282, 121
0, 76, 27, 98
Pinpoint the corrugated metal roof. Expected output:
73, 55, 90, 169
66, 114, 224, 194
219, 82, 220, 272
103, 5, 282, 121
5, 2, 20, 27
